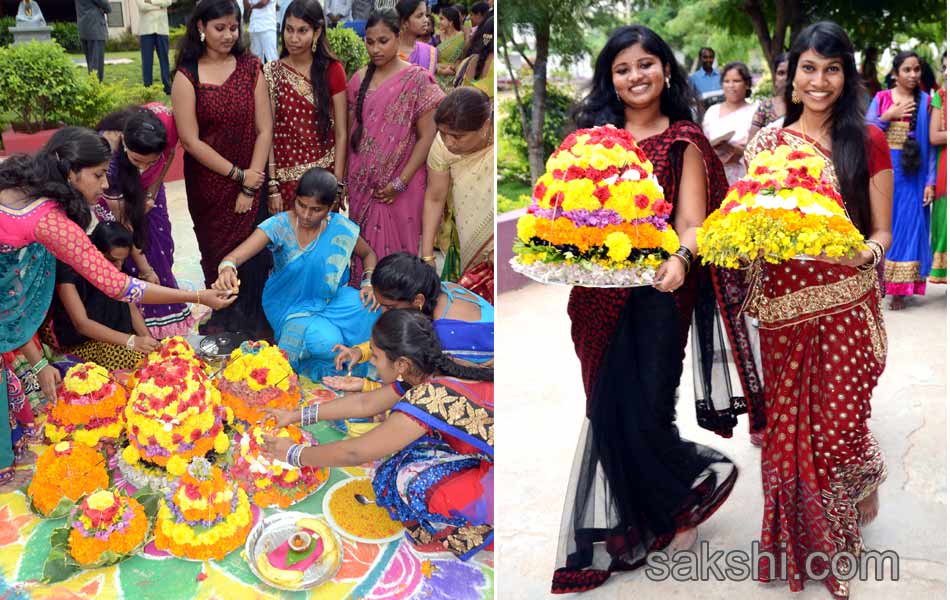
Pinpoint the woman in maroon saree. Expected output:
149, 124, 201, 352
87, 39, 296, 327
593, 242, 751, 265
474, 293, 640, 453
171, 0, 273, 336
551, 26, 737, 594
745, 23, 893, 599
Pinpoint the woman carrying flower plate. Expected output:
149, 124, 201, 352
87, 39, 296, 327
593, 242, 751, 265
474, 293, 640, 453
547, 26, 738, 593
261, 309, 493, 560
743, 22, 892, 598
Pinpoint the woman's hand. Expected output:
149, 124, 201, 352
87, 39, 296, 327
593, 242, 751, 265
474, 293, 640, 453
259, 407, 300, 428
144, 194, 156, 213
653, 257, 687, 293
133, 335, 160, 354
333, 344, 363, 372
268, 191, 283, 215
37, 364, 61, 403
212, 267, 240, 292
242, 168, 266, 190
813, 248, 874, 268
881, 97, 916, 122
371, 183, 398, 204
924, 185, 936, 206
261, 434, 295, 462
359, 285, 379, 311
200, 289, 238, 310
322, 375, 364, 392
235, 192, 254, 214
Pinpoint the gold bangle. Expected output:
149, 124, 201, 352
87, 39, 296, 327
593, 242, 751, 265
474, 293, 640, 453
421, 255, 435, 262
196, 290, 201, 305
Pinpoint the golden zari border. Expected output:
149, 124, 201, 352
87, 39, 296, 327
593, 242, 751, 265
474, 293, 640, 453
883, 259, 921, 283
747, 267, 878, 328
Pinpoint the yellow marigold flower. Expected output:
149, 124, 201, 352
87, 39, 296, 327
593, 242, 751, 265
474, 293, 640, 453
166, 455, 188, 476
122, 444, 140, 465
213, 432, 230, 454
605, 232, 633, 263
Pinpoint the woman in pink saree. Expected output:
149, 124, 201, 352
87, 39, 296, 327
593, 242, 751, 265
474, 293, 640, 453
346, 9, 443, 285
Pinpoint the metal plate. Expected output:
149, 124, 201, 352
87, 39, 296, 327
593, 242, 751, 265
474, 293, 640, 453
244, 512, 342, 592
195, 332, 252, 359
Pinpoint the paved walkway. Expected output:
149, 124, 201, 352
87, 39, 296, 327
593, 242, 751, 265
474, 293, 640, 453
495, 281, 946, 599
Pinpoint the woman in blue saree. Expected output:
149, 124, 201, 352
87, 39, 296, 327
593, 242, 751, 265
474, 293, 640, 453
262, 309, 493, 559
867, 51, 937, 309
213, 168, 379, 379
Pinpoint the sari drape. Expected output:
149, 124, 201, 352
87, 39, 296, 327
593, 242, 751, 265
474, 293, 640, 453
373, 377, 493, 559
930, 89, 946, 283
259, 212, 378, 380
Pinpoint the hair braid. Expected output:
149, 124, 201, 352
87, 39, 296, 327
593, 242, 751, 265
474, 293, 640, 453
900, 89, 922, 172
350, 63, 376, 153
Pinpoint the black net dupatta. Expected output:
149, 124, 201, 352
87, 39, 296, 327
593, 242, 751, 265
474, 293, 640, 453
552, 287, 738, 594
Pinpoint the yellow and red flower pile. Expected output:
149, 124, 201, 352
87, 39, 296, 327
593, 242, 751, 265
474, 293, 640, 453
129, 336, 208, 388
45, 363, 127, 447
154, 459, 253, 561
217, 341, 301, 426
66, 490, 148, 566
229, 425, 330, 508
513, 125, 680, 274
27, 442, 110, 517
123, 357, 231, 471
697, 144, 865, 268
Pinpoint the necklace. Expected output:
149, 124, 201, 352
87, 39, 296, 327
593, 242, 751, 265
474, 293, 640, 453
292, 214, 327, 247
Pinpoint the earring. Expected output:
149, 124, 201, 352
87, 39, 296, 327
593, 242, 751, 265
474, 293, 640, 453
312, 38, 318, 53
791, 84, 802, 104
614, 88, 621, 101
665, 76, 670, 89
199, 31, 206, 43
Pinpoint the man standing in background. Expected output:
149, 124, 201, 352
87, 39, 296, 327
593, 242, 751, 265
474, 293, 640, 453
246, 0, 277, 63
135, 0, 172, 94
689, 47, 724, 111
76, 0, 110, 82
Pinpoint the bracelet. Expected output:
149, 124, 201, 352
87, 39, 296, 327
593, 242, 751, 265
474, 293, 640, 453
357, 342, 372, 362
267, 179, 279, 188
670, 252, 691, 273
286, 444, 306, 468
227, 164, 237, 180
675, 245, 695, 263
218, 260, 237, 273
420, 255, 435, 263
195, 290, 201, 305
126, 334, 136, 350
391, 176, 407, 193
300, 404, 320, 427
241, 185, 258, 197
362, 379, 382, 392
31, 357, 48, 376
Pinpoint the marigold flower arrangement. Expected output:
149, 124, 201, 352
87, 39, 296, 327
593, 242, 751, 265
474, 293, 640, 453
45, 363, 127, 447
511, 125, 680, 286
217, 341, 301, 427
229, 425, 330, 508
129, 336, 207, 388
27, 442, 110, 518
697, 144, 865, 268
153, 458, 254, 561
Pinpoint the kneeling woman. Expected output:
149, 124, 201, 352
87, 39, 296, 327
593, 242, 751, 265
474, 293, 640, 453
213, 168, 379, 379
263, 309, 493, 559
47, 222, 159, 369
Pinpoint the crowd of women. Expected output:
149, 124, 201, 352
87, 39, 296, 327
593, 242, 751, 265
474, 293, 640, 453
547, 20, 929, 600
701, 46, 945, 312
0, 0, 493, 561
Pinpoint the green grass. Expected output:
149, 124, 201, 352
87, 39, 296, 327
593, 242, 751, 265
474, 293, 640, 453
68, 50, 170, 98
497, 179, 532, 213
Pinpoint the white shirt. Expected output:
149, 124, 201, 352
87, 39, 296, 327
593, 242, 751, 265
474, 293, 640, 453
324, 0, 352, 20
248, 0, 277, 32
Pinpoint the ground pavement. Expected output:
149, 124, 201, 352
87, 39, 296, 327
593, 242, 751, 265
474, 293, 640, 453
496, 280, 946, 599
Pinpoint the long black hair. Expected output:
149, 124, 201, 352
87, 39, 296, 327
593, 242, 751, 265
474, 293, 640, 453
280, 0, 338, 138
395, 0, 425, 29
90, 220, 134, 255
351, 10, 400, 153
461, 14, 492, 81
109, 109, 167, 250
440, 6, 461, 32
0, 127, 112, 230
295, 166, 337, 205
784, 21, 871, 236
371, 252, 442, 316
572, 25, 697, 130
372, 309, 493, 381
175, 0, 245, 73
892, 51, 923, 173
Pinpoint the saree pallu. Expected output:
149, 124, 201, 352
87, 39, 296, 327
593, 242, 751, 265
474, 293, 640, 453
930, 89, 946, 284
264, 60, 346, 211
260, 213, 377, 380
745, 260, 887, 599
405, 41, 438, 75
373, 378, 493, 560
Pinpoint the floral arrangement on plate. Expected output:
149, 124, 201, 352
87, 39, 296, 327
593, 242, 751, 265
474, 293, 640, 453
153, 458, 254, 561
27, 442, 110, 518
511, 125, 680, 286
229, 425, 330, 508
697, 144, 865, 268
128, 337, 207, 388
118, 357, 232, 490
43, 488, 159, 583
45, 363, 127, 447
217, 341, 301, 427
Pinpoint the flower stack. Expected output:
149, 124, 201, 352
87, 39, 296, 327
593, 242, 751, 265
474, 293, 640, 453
45, 363, 127, 447
153, 458, 254, 561
217, 341, 301, 427
129, 336, 207, 388
512, 125, 680, 286
64, 490, 149, 565
697, 144, 865, 267
119, 357, 232, 490
229, 425, 330, 508
27, 442, 110, 518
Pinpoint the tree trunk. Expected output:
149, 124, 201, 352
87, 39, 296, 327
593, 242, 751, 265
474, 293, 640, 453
528, 22, 550, 184
742, 0, 800, 78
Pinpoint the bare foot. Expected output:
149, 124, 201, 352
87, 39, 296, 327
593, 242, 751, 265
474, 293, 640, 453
888, 296, 906, 311
669, 527, 698, 553
750, 432, 764, 447
857, 490, 879, 527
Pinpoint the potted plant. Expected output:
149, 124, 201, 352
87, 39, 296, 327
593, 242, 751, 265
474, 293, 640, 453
0, 41, 82, 154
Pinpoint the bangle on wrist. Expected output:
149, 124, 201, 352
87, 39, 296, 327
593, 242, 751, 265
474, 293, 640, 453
195, 290, 201, 305
670, 252, 690, 273
286, 443, 305, 468
31, 357, 49, 376
420, 255, 435, 262
300, 404, 320, 427
218, 260, 237, 273
391, 176, 407, 193
126, 334, 136, 350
